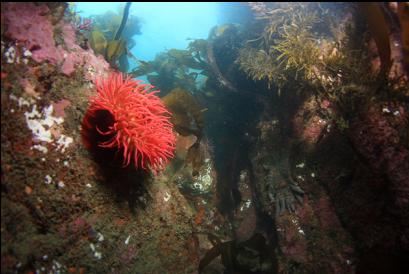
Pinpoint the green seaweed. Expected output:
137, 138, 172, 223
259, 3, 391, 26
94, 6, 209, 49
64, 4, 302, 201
236, 4, 323, 92
236, 47, 285, 89
272, 11, 320, 80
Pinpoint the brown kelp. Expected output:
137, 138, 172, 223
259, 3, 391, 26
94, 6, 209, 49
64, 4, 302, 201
199, 233, 277, 273
130, 41, 209, 94
162, 88, 208, 174
358, 3, 391, 76
88, 2, 140, 71
162, 88, 205, 139
397, 2, 409, 74
207, 25, 240, 92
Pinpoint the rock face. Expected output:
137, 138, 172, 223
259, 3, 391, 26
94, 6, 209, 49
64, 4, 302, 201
245, 81, 408, 273
1, 3, 204, 273
248, 108, 356, 273
3, 3, 109, 78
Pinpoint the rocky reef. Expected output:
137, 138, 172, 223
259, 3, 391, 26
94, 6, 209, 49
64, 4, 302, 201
1, 2, 408, 274
1, 3, 200, 273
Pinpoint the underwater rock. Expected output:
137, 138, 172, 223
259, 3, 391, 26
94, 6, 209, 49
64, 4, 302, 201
350, 101, 409, 208
1, 67, 198, 274
199, 233, 277, 274
3, 3, 109, 78
233, 169, 258, 242
293, 96, 331, 150
3, 3, 58, 63
172, 139, 216, 197
262, 159, 305, 218
249, 95, 356, 273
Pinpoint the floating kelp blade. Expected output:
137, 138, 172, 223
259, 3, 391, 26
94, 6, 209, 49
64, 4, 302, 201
90, 30, 107, 56
359, 3, 392, 76
106, 39, 126, 63
162, 88, 205, 139
397, 2, 409, 74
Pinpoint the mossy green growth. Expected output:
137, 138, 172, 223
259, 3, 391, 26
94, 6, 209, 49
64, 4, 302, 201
236, 47, 285, 89
236, 4, 324, 92
272, 11, 321, 80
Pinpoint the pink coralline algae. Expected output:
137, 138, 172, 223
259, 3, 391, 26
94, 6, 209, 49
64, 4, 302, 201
3, 3, 58, 63
52, 99, 71, 118
3, 3, 109, 79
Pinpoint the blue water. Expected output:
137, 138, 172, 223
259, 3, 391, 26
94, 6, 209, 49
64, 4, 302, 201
76, 2, 221, 62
